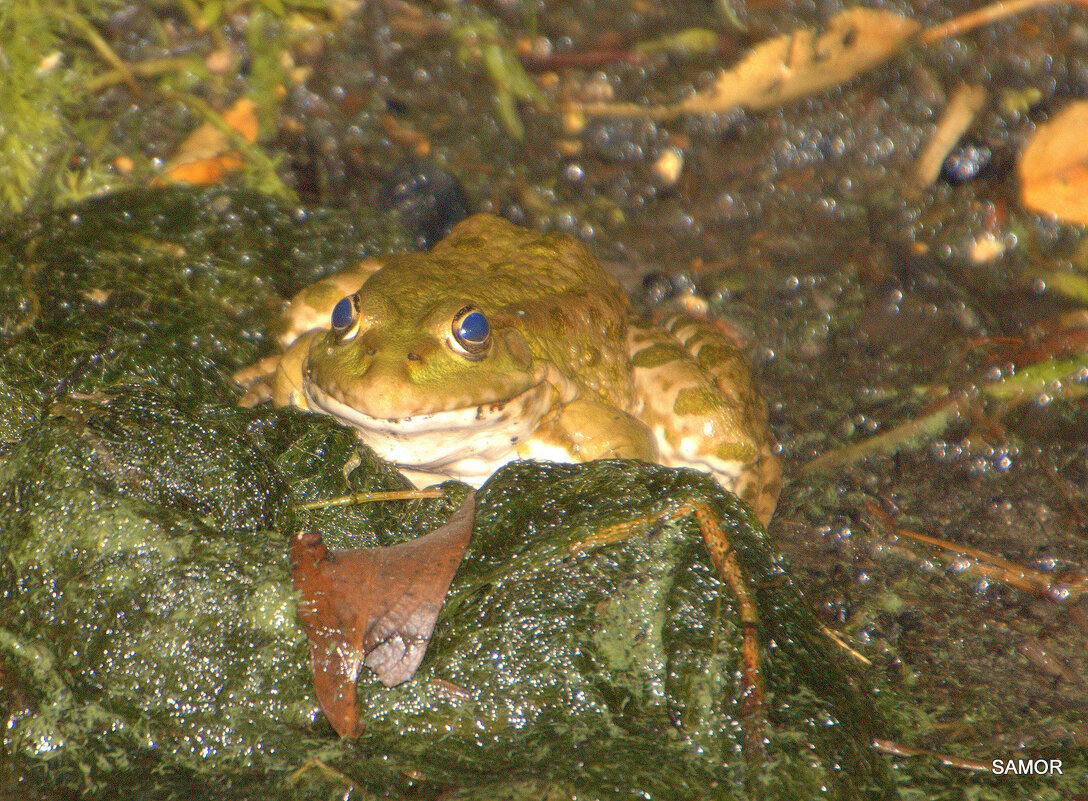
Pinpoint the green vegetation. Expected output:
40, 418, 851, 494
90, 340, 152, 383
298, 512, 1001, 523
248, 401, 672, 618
450, 6, 544, 141
0, 188, 892, 799
0, 0, 318, 217
0, 0, 107, 213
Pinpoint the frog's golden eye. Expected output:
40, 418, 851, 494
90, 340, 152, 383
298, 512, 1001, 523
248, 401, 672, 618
450, 306, 491, 359
330, 295, 359, 341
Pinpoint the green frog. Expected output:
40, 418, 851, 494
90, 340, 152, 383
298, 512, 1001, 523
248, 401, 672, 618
235, 214, 781, 523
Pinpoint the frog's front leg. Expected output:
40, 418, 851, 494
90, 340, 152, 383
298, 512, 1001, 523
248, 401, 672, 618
527, 398, 659, 463
235, 329, 324, 408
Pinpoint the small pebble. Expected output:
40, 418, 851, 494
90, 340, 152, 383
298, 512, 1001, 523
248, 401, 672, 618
941, 142, 992, 185
653, 146, 685, 186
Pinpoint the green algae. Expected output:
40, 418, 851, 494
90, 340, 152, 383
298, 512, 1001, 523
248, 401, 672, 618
0, 188, 893, 799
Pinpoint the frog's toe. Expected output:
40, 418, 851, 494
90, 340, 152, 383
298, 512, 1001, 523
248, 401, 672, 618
232, 355, 281, 388
234, 359, 281, 407
237, 381, 273, 408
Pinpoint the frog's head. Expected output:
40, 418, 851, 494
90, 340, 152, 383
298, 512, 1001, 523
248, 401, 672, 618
301, 279, 567, 469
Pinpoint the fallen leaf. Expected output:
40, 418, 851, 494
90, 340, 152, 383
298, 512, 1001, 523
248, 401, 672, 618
574, 0, 1068, 120
577, 8, 920, 120
161, 96, 258, 185
291, 493, 475, 738
1019, 100, 1088, 225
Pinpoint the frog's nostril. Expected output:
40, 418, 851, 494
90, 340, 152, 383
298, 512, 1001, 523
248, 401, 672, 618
406, 352, 422, 362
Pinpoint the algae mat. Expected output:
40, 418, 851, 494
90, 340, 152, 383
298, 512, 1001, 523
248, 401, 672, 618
0, 189, 892, 799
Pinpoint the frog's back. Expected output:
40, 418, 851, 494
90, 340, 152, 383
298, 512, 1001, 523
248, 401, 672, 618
369, 214, 622, 309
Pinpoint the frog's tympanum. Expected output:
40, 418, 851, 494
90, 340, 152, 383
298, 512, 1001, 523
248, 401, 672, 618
236, 214, 781, 522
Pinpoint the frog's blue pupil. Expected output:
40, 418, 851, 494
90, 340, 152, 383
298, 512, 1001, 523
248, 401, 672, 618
331, 297, 354, 329
457, 311, 489, 343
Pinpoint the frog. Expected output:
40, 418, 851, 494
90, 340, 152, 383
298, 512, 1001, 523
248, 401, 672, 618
235, 214, 781, 524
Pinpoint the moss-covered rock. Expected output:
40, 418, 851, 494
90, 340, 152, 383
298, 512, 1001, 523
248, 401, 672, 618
0, 189, 894, 799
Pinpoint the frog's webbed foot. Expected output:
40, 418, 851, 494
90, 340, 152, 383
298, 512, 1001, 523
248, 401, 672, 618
572, 498, 766, 761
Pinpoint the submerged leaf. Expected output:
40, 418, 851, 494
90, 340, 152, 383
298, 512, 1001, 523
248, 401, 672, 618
291, 493, 475, 737
578, 8, 920, 120
576, 1, 1067, 120
1019, 100, 1088, 225
162, 97, 259, 184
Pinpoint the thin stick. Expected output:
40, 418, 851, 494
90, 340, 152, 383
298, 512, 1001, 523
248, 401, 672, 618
299, 488, 445, 511
866, 503, 1087, 601
820, 624, 872, 666
920, 0, 1066, 43
872, 738, 993, 772
912, 84, 987, 188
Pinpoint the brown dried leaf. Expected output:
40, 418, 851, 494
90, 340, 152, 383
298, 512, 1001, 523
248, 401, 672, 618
573, 0, 1070, 120
578, 8, 920, 120
1019, 101, 1088, 225
162, 97, 259, 185
290, 493, 475, 738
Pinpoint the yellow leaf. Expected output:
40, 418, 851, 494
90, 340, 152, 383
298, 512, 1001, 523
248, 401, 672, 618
572, 0, 1067, 120
1019, 101, 1088, 226
578, 8, 920, 120
163, 153, 246, 185
161, 97, 259, 185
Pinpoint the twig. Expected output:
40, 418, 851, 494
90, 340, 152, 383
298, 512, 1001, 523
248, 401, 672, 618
299, 488, 445, 510
912, 84, 987, 188
866, 502, 1087, 601
820, 624, 872, 666
523, 48, 646, 71
920, 0, 1068, 44
872, 738, 993, 772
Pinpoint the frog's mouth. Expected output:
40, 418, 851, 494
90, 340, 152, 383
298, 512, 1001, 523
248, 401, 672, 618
305, 380, 557, 475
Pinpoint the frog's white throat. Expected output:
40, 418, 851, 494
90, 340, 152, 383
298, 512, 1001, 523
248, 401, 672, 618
304, 380, 559, 485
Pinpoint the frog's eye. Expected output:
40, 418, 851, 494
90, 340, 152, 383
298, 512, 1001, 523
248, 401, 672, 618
330, 296, 359, 341
450, 306, 491, 359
